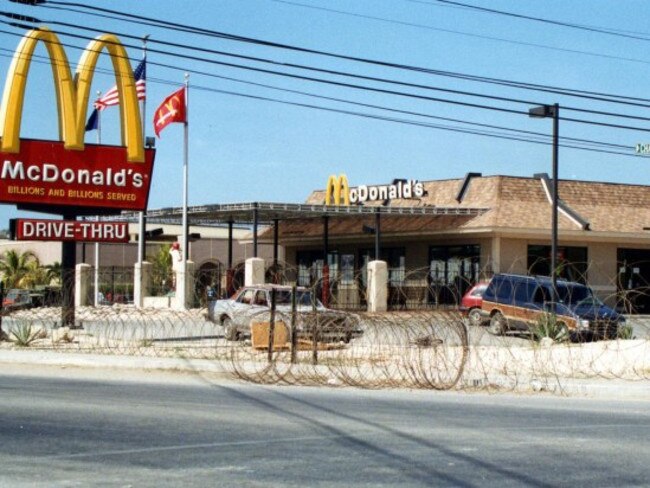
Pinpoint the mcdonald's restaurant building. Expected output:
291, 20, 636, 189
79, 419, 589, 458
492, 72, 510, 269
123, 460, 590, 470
272, 173, 650, 313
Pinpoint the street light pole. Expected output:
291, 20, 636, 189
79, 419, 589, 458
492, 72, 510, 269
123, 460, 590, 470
529, 103, 560, 301
551, 103, 559, 300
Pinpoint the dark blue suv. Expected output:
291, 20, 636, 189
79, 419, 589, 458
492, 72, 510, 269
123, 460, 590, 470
481, 274, 624, 339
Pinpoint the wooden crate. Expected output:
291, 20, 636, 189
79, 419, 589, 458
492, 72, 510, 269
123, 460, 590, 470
250, 320, 289, 350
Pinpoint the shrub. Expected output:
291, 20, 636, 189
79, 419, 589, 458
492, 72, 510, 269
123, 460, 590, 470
10, 323, 42, 347
531, 313, 569, 343
616, 324, 635, 340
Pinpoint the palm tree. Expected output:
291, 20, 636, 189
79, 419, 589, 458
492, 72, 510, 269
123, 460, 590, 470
0, 250, 40, 289
148, 244, 173, 295
19, 259, 48, 289
45, 261, 62, 286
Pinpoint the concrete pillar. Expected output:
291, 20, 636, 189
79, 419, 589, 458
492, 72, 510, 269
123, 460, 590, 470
172, 260, 195, 310
133, 261, 152, 308
245, 257, 265, 286
367, 260, 388, 313
74, 263, 92, 307
490, 236, 501, 274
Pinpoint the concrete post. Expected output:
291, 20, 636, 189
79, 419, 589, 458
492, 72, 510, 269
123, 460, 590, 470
367, 260, 388, 313
245, 257, 265, 286
133, 261, 152, 308
74, 263, 92, 307
173, 260, 195, 310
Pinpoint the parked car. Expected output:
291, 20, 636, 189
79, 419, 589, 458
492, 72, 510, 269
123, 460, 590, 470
481, 274, 624, 339
2, 289, 41, 310
208, 284, 362, 342
459, 282, 489, 327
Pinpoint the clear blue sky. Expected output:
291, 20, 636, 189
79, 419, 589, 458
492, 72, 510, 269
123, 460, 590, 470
1, 0, 650, 226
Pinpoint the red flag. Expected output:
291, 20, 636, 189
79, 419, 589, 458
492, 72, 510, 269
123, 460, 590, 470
153, 87, 186, 137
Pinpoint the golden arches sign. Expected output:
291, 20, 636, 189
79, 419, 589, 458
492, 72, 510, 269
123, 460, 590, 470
325, 174, 350, 205
0, 27, 144, 162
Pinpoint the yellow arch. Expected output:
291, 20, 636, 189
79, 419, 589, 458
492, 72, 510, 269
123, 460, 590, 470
0, 27, 144, 162
325, 174, 350, 205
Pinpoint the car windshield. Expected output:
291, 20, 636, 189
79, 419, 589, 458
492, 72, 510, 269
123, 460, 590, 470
5, 290, 23, 300
274, 289, 319, 306
470, 284, 488, 297
556, 284, 596, 305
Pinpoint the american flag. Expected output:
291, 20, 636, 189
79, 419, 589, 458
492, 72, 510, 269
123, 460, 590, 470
94, 59, 146, 110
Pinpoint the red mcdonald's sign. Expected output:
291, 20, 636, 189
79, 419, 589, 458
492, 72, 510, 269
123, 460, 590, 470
0, 139, 154, 212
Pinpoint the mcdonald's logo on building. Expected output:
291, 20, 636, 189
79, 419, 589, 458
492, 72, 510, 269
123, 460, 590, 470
325, 173, 426, 206
0, 27, 155, 214
325, 174, 350, 205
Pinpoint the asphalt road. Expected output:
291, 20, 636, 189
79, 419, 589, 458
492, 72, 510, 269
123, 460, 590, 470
0, 365, 649, 487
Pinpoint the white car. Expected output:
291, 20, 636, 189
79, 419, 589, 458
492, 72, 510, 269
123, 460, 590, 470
208, 284, 361, 342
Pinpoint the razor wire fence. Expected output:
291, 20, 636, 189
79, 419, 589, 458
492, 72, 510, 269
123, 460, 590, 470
1, 299, 649, 394
1, 259, 650, 393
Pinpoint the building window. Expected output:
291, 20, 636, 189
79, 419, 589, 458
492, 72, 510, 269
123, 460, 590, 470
296, 250, 348, 286
359, 247, 406, 286
617, 248, 650, 314
428, 245, 480, 305
527, 245, 587, 284
340, 254, 355, 284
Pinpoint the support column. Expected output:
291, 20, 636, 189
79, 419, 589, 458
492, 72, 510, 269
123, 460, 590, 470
74, 263, 92, 307
173, 260, 195, 310
134, 212, 148, 308
245, 257, 265, 286
273, 219, 279, 283
491, 236, 501, 275
375, 210, 381, 260
134, 261, 152, 307
253, 205, 259, 257
367, 260, 388, 313
61, 213, 76, 326
226, 220, 234, 297
322, 216, 330, 307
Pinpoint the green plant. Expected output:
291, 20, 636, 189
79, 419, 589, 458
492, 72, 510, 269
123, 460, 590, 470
148, 244, 173, 296
616, 324, 635, 340
10, 323, 42, 347
531, 313, 569, 343
0, 249, 39, 288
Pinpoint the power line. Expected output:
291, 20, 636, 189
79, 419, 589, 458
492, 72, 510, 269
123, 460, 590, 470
188, 83, 645, 159
3, 19, 650, 140
267, 0, 650, 68
18, 0, 650, 109
411, 0, 650, 42
5, 11, 650, 133
0, 31, 640, 159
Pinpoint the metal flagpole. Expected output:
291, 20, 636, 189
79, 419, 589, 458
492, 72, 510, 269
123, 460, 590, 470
94, 91, 101, 307
137, 36, 149, 278
182, 73, 190, 302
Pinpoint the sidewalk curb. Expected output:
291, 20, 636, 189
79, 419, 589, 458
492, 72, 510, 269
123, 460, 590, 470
0, 349, 648, 399
0, 349, 231, 378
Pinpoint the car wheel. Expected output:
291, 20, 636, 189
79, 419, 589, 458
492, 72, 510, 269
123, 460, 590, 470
468, 308, 483, 327
223, 317, 239, 341
488, 312, 507, 336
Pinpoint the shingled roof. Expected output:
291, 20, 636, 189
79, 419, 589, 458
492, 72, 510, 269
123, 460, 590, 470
290, 175, 650, 239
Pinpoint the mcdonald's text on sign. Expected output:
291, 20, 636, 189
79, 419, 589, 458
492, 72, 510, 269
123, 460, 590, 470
0, 140, 154, 212
13, 219, 129, 243
0, 27, 155, 214
325, 174, 425, 206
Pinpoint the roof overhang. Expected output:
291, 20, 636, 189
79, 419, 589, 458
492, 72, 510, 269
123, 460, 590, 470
108, 202, 489, 225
